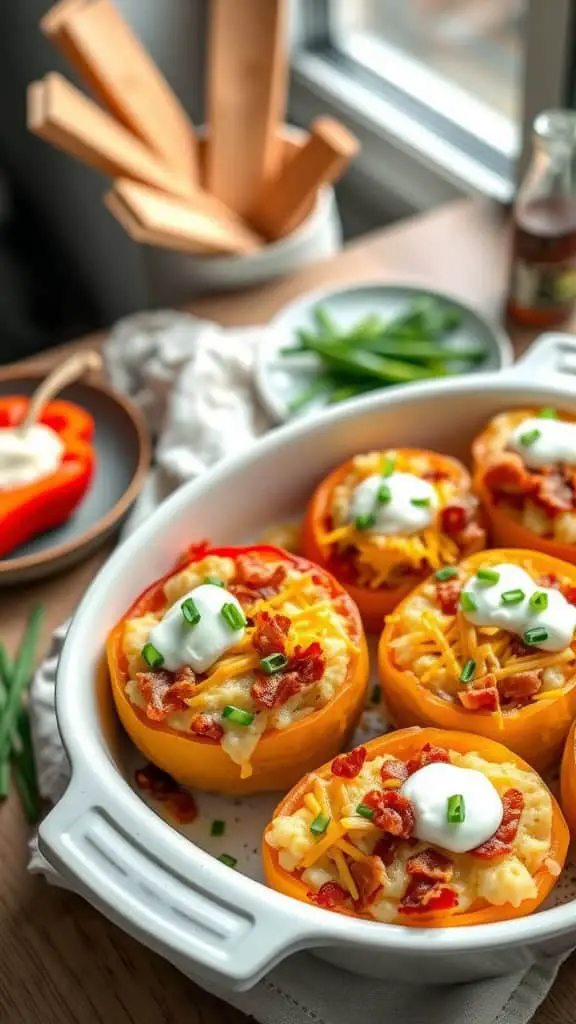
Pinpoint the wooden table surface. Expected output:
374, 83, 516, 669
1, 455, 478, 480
2, 197, 575, 1024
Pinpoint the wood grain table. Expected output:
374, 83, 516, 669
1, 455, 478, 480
2, 197, 575, 1024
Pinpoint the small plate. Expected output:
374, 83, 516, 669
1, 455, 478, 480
0, 368, 151, 584
255, 282, 513, 423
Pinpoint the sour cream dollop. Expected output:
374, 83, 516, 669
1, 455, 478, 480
349, 471, 437, 536
148, 583, 245, 673
460, 563, 576, 653
401, 762, 503, 854
0, 424, 64, 490
510, 416, 576, 470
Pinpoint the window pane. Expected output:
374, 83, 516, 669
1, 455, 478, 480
333, 0, 527, 123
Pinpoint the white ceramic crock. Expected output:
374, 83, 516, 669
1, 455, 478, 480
40, 332, 576, 993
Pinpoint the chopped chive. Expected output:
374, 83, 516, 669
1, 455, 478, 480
476, 568, 500, 584
220, 603, 246, 631
142, 642, 164, 669
529, 591, 548, 612
523, 626, 549, 646
370, 683, 381, 704
218, 853, 237, 868
310, 813, 331, 836
501, 589, 525, 606
381, 456, 395, 477
435, 566, 458, 581
459, 658, 476, 684
259, 652, 289, 674
519, 428, 541, 447
355, 512, 376, 530
356, 803, 374, 820
211, 819, 226, 837
460, 592, 477, 613
377, 484, 392, 505
538, 408, 558, 419
204, 575, 225, 587
181, 597, 201, 625
411, 497, 431, 508
447, 794, 465, 824
222, 705, 254, 726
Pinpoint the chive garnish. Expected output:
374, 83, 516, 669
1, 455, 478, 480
220, 603, 246, 630
260, 653, 289, 674
381, 456, 395, 477
356, 803, 374, 820
501, 589, 525, 605
181, 597, 201, 625
377, 484, 392, 505
529, 591, 548, 612
355, 512, 376, 530
218, 854, 237, 868
538, 408, 557, 419
519, 428, 541, 447
211, 820, 226, 837
435, 566, 458, 581
411, 497, 431, 508
310, 813, 331, 836
460, 592, 477, 613
447, 794, 465, 824
459, 658, 476, 684
370, 683, 381, 704
141, 642, 164, 669
523, 626, 549, 646
476, 568, 500, 584
222, 705, 254, 726
204, 575, 225, 587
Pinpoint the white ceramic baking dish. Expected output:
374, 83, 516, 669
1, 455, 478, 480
40, 331, 576, 992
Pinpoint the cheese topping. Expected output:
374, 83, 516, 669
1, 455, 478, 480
148, 583, 245, 672
401, 762, 503, 853
461, 563, 576, 653
510, 416, 576, 469
0, 423, 64, 490
349, 471, 438, 536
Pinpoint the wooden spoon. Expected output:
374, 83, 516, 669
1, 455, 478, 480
22, 350, 102, 430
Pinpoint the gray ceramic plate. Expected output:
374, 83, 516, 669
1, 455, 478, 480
0, 369, 150, 584
255, 282, 513, 423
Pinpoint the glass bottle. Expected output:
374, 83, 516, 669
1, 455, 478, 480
507, 109, 576, 328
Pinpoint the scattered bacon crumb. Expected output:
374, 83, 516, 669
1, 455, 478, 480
351, 856, 388, 908
530, 468, 573, 516
380, 758, 409, 787
235, 554, 287, 591
251, 641, 325, 709
440, 505, 468, 535
189, 712, 224, 741
136, 669, 191, 722
539, 573, 559, 590
458, 674, 499, 712
483, 453, 531, 495
456, 519, 486, 556
362, 790, 415, 838
436, 578, 462, 615
399, 877, 458, 914
252, 610, 291, 656
134, 763, 197, 824
331, 746, 367, 779
308, 881, 349, 909
406, 848, 453, 882
135, 763, 175, 796
509, 636, 533, 658
471, 788, 524, 859
498, 671, 542, 706
406, 742, 450, 775
373, 834, 401, 866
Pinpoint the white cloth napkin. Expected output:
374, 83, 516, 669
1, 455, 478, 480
28, 312, 570, 1024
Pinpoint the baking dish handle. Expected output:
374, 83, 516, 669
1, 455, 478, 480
511, 331, 576, 381
38, 778, 322, 991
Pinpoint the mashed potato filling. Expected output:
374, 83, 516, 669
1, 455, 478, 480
265, 747, 554, 921
122, 554, 355, 774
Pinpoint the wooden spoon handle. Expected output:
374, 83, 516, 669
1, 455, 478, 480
22, 350, 102, 429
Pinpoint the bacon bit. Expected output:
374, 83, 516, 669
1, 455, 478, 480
135, 763, 198, 824
235, 554, 287, 591
227, 583, 258, 609
436, 578, 462, 615
422, 469, 450, 482
331, 746, 367, 779
373, 834, 401, 866
164, 790, 198, 824
251, 641, 325, 709
471, 789, 524, 859
498, 671, 542, 706
440, 505, 468, 535
530, 468, 573, 516
308, 881, 349, 909
483, 453, 531, 495
509, 636, 532, 658
406, 848, 453, 882
380, 758, 409, 787
362, 790, 415, 838
351, 856, 388, 908
400, 877, 458, 915
252, 610, 291, 656
458, 674, 499, 712
406, 742, 450, 775
189, 712, 224, 741
539, 573, 559, 590
456, 519, 486, 556
291, 642, 325, 683
563, 585, 576, 606
136, 670, 190, 722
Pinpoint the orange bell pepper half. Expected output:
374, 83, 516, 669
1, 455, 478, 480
262, 727, 568, 927
107, 544, 370, 796
378, 549, 576, 772
302, 448, 485, 632
472, 408, 576, 564
0, 396, 94, 558
560, 719, 576, 838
